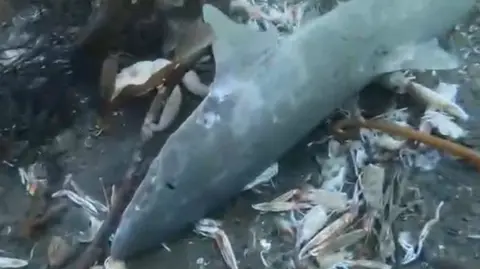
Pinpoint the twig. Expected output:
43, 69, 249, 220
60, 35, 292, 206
21, 200, 69, 238
72, 65, 178, 268
332, 118, 480, 170
99, 177, 111, 210
72, 144, 150, 268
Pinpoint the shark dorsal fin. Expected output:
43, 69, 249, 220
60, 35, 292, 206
202, 4, 278, 78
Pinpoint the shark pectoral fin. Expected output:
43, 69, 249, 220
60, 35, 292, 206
202, 4, 278, 77
377, 38, 460, 74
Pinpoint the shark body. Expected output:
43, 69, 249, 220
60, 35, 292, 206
111, 0, 474, 259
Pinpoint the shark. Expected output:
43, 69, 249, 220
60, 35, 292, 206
110, 0, 475, 260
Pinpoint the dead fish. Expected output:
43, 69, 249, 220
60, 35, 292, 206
110, 0, 473, 260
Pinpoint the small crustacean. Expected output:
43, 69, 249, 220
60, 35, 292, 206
385, 72, 469, 121
320, 141, 349, 192
312, 229, 367, 255
51, 189, 107, 216
272, 189, 301, 202
112, 59, 209, 101
141, 85, 183, 139
420, 110, 467, 140
408, 81, 468, 120
381, 71, 468, 120
104, 256, 127, 269
295, 204, 329, 248
252, 201, 311, 212
320, 157, 348, 192
111, 57, 211, 140
243, 162, 279, 191
252, 188, 311, 212
373, 132, 407, 151
349, 140, 368, 176
296, 187, 349, 212
316, 250, 353, 269
298, 207, 358, 259
359, 164, 385, 212
195, 219, 238, 269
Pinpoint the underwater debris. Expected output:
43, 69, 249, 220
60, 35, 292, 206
299, 207, 358, 259
195, 219, 238, 269
243, 162, 279, 191
420, 110, 467, 140
52, 189, 107, 216
360, 164, 385, 212
0, 257, 28, 268
295, 187, 349, 211
21, 200, 69, 239
252, 201, 311, 212
18, 163, 48, 197
333, 118, 480, 170
382, 72, 468, 120
398, 201, 444, 264
296, 204, 329, 247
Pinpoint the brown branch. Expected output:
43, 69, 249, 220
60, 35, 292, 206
72, 143, 151, 268
332, 118, 480, 170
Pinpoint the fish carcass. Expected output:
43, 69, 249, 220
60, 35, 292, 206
111, 0, 474, 259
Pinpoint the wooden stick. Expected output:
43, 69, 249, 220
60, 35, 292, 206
333, 118, 480, 170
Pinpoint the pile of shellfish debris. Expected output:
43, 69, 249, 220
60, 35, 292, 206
193, 72, 469, 269
10, 69, 468, 269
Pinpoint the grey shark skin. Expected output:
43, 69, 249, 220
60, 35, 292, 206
111, 0, 474, 259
